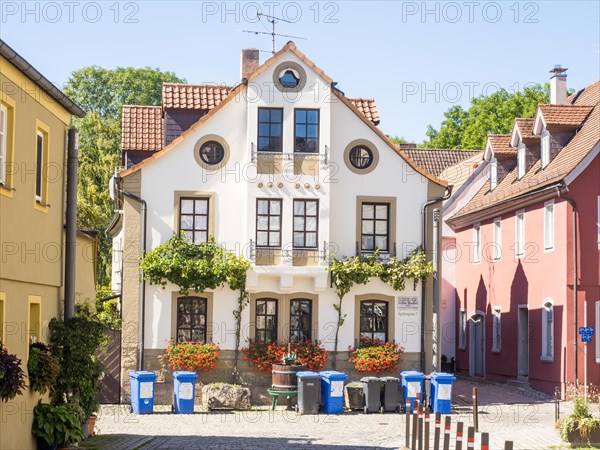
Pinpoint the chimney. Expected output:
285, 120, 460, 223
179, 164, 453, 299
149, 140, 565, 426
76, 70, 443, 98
550, 65, 568, 104
241, 49, 259, 81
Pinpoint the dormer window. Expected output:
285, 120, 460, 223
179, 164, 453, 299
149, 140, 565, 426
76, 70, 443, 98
490, 157, 498, 191
517, 143, 526, 179
541, 132, 550, 169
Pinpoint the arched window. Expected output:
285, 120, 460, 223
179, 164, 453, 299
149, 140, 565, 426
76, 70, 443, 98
176, 296, 207, 343
541, 299, 554, 360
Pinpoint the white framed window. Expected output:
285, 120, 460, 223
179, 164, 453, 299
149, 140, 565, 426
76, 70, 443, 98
541, 132, 550, 169
517, 144, 526, 179
0, 104, 7, 184
459, 310, 467, 349
473, 223, 481, 264
493, 217, 502, 261
596, 301, 600, 363
515, 210, 525, 258
490, 157, 498, 191
544, 200, 555, 251
492, 307, 501, 352
541, 299, 554, 361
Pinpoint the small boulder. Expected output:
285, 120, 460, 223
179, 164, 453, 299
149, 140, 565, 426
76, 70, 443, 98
201, 383, 252, 410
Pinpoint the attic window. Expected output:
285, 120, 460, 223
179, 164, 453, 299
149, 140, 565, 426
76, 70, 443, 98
279, 69, 300, 88
349, 146, 373, 169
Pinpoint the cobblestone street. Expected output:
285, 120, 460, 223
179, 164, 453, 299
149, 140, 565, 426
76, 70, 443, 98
82, 378, 572, 450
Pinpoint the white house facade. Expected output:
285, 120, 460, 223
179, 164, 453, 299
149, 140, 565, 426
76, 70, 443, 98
110, 42, 447, 401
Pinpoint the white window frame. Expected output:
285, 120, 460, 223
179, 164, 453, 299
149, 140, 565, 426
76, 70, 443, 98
490, 157, 498, 191
0, 104, 7, 184
459, 310, 467, 350
541, 299, 554, 361
541, 132, 550, 169
515, 210, 525, 258
493, 217, 502, 261
492, 307, 501, 352
473, 223, 481, 264
517, 143, 526, 179
544, 200, 555, 251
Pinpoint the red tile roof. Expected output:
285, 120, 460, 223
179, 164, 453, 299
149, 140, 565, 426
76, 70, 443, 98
404, 149, 480, 176
539, 104, 594, 127
514, 118, 537, 140
162, 84, 231, 110
567, 80, 600, 106
121, 106, 163, 151
487, 134, 514, 157
348, 98, 380, 125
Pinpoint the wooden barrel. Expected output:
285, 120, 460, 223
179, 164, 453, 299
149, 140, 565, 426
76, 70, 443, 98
271, 364, 307, 391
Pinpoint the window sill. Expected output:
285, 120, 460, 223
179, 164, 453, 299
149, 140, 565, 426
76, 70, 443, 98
34, 199, 50, 212
0, 184, 15, 198
492, 349, 501, 354
540, 356, 554, 363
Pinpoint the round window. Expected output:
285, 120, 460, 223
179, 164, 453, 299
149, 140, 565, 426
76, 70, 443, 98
279, 69, 300, 88
199, 141, 225, 165
349, 146, 373, 169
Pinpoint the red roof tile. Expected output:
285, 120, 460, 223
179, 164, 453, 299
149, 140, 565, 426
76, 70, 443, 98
162, 83, 232, 110
348, 98, 380, 125
539, 104, 594, 127
487, 134, 514, 157
404, 149, 480, 176
121, 106, 163, 151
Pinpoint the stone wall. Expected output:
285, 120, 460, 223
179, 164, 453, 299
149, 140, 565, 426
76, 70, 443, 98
141, 349, 420, 406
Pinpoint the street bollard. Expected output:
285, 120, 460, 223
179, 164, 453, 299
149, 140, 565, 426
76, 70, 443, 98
412, 399, 419, 450
481, 432, 490, 450
504, 441, 514, 450
456, 422, 463, 450
554, 389, 560, 422
433, 412, 441, 450
443, 416, 451, 450
424, 410, 430, 450
418, 403, 424, 450
472, 387, 479, 433
467, 426, 475, 449
406, 398, 411, 449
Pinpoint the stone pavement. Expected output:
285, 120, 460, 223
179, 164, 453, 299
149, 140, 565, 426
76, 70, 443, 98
82, 378, 573, 450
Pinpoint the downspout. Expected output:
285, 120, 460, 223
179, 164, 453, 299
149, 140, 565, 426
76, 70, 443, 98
64, 128, 79, 321
420, 185, 453, 372
559, 185, 578, 386
115, 174, 148, 371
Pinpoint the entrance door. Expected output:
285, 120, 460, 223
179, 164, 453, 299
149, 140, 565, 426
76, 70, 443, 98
469, 312, 485, 377
518, 307, 529, 378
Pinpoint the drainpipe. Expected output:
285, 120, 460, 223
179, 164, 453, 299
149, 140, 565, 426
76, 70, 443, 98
559, 186, 578, 386
115, 175, 148, 371
64, 128, 78, 321
420, 185, 453, 373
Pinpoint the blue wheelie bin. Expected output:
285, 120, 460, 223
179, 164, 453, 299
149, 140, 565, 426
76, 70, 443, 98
319, 371, 348, 414
430, 372, 456, 414
400, 370, 425, 413
130, 371, 157, 414
173, 371, 198, 414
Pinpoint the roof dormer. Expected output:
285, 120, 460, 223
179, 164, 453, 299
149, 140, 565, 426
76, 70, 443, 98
484, 134, 514, 192
510, 118, 539, 179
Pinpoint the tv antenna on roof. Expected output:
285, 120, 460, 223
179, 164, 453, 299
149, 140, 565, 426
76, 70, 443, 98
242, 12, 307, 55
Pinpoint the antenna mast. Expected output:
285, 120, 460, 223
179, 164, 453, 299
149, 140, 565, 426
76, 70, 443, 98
242, 12, 307, 55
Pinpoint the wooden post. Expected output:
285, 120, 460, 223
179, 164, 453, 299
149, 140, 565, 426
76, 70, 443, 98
481, 432, 489, 450
418, 402, 424, 450
412, 399, 419, 450
504, 441, 514, 450
406, 398, 411, 449
456, 422, 463, 450
472, 387, 479, 433
467, 426, 475, 450
424, 410, 430, 450
442, 416, 451, 450
433, 412, 441, 450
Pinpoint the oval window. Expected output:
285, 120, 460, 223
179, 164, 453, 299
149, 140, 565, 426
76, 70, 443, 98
199, 141, 225, 165
349, 146, 373, 169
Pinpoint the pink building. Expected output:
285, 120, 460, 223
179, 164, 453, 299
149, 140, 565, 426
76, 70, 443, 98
445, 74, 599, 395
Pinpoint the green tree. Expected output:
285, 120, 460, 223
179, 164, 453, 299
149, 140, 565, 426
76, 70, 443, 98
388, 135, 411, 145
64, 67, 185, 288
422, 84, 550, 150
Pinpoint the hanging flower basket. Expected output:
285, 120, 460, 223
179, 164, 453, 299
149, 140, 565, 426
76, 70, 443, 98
0, 342, 26, 402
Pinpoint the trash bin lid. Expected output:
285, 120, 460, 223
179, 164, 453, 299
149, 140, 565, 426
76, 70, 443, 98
430, 372, 456, 381
360, 376, 380, 382
381, 376, 400, 382
129, 371, 157, 380
173, 371, 198, 379
401, 370, 425, 379
297, 371, 320, 378
319, 371, 348, 380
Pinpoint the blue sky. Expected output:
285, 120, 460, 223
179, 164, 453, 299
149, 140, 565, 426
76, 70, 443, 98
2, 1, 599, 142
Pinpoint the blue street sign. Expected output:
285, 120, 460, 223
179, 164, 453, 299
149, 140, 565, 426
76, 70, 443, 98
582, 336, 593, 343
579, 327, 594, 336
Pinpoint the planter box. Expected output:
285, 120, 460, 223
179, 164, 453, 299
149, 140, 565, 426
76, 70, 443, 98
567, 427, 600, 447
201, 384, 251, 410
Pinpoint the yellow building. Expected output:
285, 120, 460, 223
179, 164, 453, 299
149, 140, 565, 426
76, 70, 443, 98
0, 40, 94, 449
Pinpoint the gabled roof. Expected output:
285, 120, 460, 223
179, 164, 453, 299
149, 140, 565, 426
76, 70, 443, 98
162, 84, 231, 110
486, 135, 514, 158
404, 149, 480, 176
449, 80, 600, 225
439, 151, 484, 190
567, 80, 600, 106
538, 104, 594, 127
119, 42, 446, 186
122, 106, 163, 151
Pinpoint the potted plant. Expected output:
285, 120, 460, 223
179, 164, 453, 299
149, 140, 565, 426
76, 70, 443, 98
0, 342, 27, 402
242, 340, 328, 373
161, 340, 220, 372
28, 342, 60, 394
559, 394, 600, 446
348, 338, 404, 373
31, 401, 85, 450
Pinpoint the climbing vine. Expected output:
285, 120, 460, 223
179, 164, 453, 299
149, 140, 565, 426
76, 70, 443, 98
140, 236, 251, 381
328, 248, 434, 366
